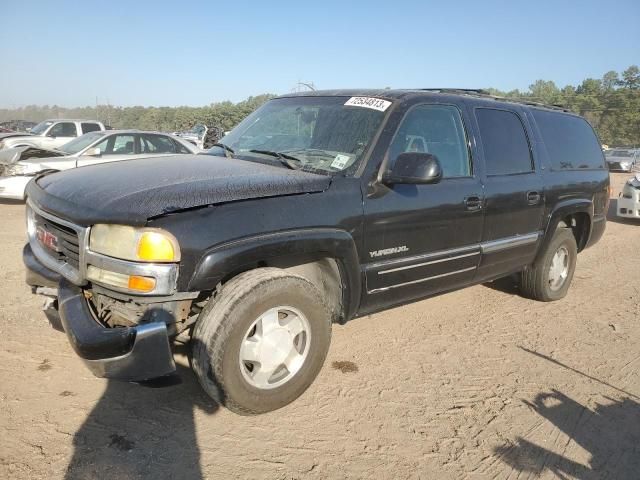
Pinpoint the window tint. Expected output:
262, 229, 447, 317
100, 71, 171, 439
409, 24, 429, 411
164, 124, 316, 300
389, 105, 471, 177
139, 134, 177, 154
49, 122, 77, 137
93, 134, 135, 155
531, 110, 604, 170
81, 123, 102, 134
476, 109, 532, 175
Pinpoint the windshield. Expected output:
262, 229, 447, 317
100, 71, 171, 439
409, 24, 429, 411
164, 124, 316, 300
31, 120, 55, 135
59, 131, 106, 154
210, 96, 389, 174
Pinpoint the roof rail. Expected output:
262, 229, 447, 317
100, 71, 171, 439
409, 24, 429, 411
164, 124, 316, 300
421, 88, 570, 112
421, 88, 492, 96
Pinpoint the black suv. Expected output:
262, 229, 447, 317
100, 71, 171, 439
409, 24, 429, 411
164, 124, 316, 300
23, 89, 609, 414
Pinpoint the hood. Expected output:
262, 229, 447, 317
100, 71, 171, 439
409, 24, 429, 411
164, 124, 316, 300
27, 154, 331, 226
0, 132, 33, 142
0, 146, 66, 165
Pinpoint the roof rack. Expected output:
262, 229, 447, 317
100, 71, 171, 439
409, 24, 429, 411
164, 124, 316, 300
420, 88, 570, 112
421, 88, 492, 96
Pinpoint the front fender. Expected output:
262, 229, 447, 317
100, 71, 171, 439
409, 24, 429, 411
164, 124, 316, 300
188, 228, 362, 319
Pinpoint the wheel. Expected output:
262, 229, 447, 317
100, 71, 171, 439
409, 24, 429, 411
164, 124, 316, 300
520, 228, 577, 302
191, 268, 332, 415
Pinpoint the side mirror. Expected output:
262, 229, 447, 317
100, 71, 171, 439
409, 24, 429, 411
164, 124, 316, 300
85, 147, 101, 157
47, 131, 56, 138
383, 152, 442, 185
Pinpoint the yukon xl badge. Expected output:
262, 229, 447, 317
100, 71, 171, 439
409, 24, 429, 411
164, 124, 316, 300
369, 245, 409, 258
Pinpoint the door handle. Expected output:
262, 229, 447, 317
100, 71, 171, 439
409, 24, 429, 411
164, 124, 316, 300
527, 191, 541, 205
464, 195, 482, 211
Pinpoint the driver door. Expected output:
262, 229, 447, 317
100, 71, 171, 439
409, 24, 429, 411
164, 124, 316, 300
361, 103, 484, 311
77, 134, 137, 166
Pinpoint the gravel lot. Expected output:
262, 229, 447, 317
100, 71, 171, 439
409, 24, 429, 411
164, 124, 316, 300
0, 173, 638, 480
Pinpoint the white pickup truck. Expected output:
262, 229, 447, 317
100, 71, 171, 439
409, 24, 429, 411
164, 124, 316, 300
0, 119, 106, 151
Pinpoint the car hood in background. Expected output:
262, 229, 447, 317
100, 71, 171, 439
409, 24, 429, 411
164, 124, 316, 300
0, 145, 66, 165
27, 154, 332, 225
0, 132, 33, 143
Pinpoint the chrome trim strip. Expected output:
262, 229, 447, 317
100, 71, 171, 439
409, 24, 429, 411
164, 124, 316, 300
378, 251, 480, 275
85, 251, 178, 295
480, 232, 541, 254
368, 244, 480, 270
369, 266, 477, 294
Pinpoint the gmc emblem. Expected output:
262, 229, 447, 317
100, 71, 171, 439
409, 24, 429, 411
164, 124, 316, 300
36, 226, 60, 252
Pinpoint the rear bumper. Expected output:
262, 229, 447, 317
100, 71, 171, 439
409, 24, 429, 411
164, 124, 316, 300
24, 245, 176, 381
617, 197, 640, 219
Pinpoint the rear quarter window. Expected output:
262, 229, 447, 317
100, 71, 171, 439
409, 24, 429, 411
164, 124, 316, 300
532, 110, 604, 170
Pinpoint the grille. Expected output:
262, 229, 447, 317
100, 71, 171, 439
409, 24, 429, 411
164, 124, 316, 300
34, 213, 81, 269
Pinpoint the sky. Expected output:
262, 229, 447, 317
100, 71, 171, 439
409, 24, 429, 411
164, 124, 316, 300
0, 0, 638, 108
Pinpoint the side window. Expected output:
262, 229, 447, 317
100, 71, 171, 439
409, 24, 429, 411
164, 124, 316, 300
476, 108, 532, 175
81, 123, 102, 134
49, 122, 78, 137
93, 135, 135, 155
172, 139, 192, 154
139, 134, 177, 154
389, 105, 471, 177
531, 110, 604, 170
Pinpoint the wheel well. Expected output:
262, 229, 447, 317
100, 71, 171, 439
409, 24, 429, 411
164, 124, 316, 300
559, 213, 590, 252
270, 257, 344, 324
217, 256, 346, 324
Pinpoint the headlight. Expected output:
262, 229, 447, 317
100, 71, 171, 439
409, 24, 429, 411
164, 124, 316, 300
6, 163, 42, 176
89, 225, 180, 262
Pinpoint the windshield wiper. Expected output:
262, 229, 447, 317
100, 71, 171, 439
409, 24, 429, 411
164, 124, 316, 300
248, 149, 303, 170
211, 142, 235, 158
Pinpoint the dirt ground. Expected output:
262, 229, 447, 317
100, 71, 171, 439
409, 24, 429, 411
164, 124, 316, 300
0, 173, 638, 480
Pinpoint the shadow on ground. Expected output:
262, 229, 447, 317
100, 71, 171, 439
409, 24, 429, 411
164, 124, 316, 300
494, 349, 640, 479
65, 345, 219, 480
483, 275, 520, 296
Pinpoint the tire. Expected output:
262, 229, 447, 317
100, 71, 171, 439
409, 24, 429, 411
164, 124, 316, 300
191, 268, 332, 415
520, 228, 577, 302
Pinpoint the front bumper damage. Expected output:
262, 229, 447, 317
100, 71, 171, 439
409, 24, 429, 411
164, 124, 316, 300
24, 244, 176, 381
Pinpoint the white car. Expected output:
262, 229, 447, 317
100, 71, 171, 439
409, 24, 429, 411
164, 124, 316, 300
0, 130, 199, 200
618, 174, 640, 220
0, 119, 106, 151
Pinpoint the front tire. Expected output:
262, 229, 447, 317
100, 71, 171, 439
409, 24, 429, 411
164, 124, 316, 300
191, 268, 332, 415
520, 228, 577, 302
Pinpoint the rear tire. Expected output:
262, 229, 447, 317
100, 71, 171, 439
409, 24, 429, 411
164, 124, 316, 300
520, 228, 577, 302
191, 268, 332, 415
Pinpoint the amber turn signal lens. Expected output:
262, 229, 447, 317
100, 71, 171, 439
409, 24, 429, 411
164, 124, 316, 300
137, 232, 176, 262
127, 275, 157, 293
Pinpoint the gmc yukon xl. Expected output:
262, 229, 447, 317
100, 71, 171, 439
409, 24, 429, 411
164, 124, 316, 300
23, 89, 608, 414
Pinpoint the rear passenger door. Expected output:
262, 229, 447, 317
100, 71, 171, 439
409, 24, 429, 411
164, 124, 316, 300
138, 134, 179, 156
472, 106, 545, 279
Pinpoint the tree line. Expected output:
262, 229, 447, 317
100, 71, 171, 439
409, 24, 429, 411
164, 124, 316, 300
487, 65, 639, 146
1, 66, 638, 146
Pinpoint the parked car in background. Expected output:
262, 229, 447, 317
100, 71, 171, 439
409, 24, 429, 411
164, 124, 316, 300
0, 120, 37, 132
605, 148, 639, 172
0, 130, 198, 200
0, 119, 106, 152
618, 173, 640, 219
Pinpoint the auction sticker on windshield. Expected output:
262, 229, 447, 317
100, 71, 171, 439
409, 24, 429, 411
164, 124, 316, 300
344, 97, 392, 112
